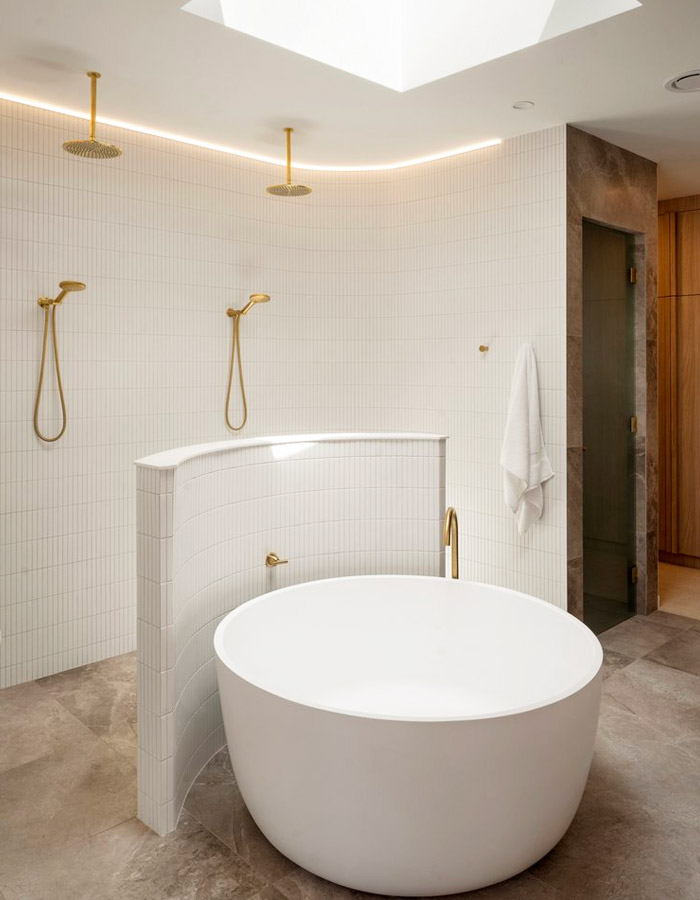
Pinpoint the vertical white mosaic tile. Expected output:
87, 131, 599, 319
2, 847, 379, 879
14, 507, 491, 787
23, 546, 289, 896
1, 96, 567, 693
136, 434, 445, 834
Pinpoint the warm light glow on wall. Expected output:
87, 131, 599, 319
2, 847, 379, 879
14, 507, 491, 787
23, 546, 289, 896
0, 90, 501, 171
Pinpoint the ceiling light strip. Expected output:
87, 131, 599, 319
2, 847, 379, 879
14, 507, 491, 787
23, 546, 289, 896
0, 90, 501, 172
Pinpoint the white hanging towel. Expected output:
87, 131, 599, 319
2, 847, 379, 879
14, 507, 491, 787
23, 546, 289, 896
499, 343, 554, 534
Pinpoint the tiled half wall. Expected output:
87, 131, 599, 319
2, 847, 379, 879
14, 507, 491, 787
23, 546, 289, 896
135, 433, 446, 834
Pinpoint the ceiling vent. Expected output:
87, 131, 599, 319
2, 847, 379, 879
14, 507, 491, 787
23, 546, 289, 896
665, 70, 700, 92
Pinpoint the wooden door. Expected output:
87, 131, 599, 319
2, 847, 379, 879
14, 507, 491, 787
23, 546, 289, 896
658, 196, 700, 564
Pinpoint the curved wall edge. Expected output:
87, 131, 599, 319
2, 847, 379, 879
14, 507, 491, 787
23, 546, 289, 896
136, 433, 446, 835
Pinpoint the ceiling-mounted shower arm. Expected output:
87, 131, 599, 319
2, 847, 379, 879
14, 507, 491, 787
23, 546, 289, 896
266, 128, 311, 197
88, 71, 98, 142
62, 71, 122, 159
284, 127, 293, 186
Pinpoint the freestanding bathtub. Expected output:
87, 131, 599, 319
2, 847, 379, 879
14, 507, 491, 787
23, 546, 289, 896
214, 576, 603, 896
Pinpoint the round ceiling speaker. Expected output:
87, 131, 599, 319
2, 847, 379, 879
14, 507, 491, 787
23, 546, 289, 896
665, 70, 700, 92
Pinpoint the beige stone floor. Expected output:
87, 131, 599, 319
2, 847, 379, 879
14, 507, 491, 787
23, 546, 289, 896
659, 563, 700, 620
1, 611, 700, 899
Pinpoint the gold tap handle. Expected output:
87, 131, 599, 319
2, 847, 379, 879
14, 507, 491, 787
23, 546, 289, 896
266, 553, 288, 567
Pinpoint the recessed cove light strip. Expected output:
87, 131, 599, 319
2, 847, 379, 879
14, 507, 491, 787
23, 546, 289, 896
0, 90, 501, 171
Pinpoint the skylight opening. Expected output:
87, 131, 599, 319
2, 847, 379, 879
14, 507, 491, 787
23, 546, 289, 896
183, 0, 642, 92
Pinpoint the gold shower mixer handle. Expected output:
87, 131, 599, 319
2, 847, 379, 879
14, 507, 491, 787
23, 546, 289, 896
266, 553, 288, 567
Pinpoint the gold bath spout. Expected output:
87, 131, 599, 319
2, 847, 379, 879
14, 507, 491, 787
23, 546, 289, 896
443, 507, 459, 579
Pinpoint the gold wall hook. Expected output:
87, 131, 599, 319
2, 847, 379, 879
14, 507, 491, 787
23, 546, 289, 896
266, 552, 288, 567
479, 345, 489, 353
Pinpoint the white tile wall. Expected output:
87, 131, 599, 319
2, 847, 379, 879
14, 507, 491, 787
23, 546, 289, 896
136, 434, 446, 834
0, 96, 567, 690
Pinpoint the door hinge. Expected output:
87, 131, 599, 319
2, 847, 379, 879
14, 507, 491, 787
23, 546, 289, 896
630, 415, 638, 433
629, 266, 637, 284
630, 566, 639, 584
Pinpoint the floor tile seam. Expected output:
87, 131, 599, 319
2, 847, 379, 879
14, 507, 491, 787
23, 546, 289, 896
0, 815, 134, 879
34, 675, 139, 758
70, 718, 139, 765
183, 810, 265, 884
0, 709, 104, 781
40, 694, 127, 750
103, 818, 153, 890
638, 651, 700, 680
643, 629, 700, 650
600, 690, 640, 719
201, 810, 279, 888
600, 691, 700, 767
527, 870, 571, 898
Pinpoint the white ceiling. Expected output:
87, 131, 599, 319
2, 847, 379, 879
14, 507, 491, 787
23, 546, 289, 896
1, 0, 699, 197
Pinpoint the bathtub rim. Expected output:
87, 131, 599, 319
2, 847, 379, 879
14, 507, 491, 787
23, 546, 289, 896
214, 574, 603, 725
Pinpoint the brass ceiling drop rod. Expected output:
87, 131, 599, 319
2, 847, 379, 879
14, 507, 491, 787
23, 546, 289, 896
266, 128, 312, 196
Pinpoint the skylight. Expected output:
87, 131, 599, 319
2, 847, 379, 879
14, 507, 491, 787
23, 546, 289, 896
182, 0, 641, 92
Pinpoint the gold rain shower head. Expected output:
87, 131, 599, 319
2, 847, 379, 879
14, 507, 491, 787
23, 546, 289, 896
63, 72, 122, 159
266, 128, 311, 197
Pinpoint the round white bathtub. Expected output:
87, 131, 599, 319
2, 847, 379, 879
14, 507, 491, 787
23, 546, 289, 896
214, 576, 603, 896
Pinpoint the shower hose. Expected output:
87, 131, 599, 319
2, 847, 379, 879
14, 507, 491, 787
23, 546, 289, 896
225, 310, 248, 431
33, 304, 67, 442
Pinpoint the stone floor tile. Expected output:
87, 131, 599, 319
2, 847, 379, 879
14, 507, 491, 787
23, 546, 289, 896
0, 680, 90, 775
253, 888, 291, 900
645, 628, 700, 677
590, 694, 700, 828
37, 652, 137, 761
271, 865, 379, 900
0, 817, 148, 900
0, 730, 136, 861
184, 749, 297, 884
600, 649, 634, 680
602, 657, 700, 759
272, 863, 566, 900
598, 617, 679, 658
647, 609, 697, 630
107, 811, 268, 900
531, 810, 700, 900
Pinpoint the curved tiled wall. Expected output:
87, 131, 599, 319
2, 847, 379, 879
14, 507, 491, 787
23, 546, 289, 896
136, 433, 446, 834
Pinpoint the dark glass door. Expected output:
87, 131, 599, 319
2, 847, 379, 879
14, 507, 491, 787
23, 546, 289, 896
582, 221, 636, 634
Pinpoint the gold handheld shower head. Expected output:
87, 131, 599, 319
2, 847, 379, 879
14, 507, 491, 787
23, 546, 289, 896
63, 72, 122, 159
228, 293, 271, 317
224, 293, 271, 431
33, 279, 87, 442
267, 128, 311, 197
54, 281, 87, 304
37, 280, 87, 308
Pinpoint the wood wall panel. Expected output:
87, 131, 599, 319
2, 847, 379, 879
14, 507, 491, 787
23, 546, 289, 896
677, 211, 700, 296
658, 295, 675, 552
659, 195, 700, 215
677, 295, 700, 557
659, 213, 671, 298
660, 193, 700, 561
